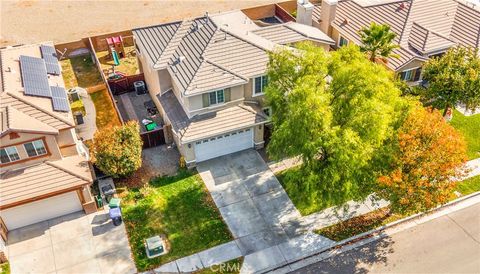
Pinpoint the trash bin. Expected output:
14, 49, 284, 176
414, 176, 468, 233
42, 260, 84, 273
109, 197, 121, 208
109, 207, 122, 226
95, 195, 103, 208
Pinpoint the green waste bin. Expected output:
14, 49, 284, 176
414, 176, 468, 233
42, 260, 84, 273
95, 195, 103, 208
145, 122, 157, 131
109, 197, 121, 208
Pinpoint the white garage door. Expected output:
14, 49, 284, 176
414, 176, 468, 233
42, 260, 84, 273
194, 128, 254, 162
1, 191, 82, 230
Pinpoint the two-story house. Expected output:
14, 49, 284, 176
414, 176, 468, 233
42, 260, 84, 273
302, 0, 480, 85
133, 10, 334, 166
0, 43, 95, 236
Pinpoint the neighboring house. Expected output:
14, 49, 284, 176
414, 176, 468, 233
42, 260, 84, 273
0, 43, 95, 236
133, 10, 334, 166
304, 0, 480, 85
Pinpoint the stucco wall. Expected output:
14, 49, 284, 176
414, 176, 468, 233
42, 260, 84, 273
187, 84, 245, 113
137, 51, 161, 95
56, 128, 77, 148
244, 79, 266, 105
0, 133, 62, 171
254, 124, 264, 148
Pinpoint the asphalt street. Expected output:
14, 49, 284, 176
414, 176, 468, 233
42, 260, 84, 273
291, 202, 480, 274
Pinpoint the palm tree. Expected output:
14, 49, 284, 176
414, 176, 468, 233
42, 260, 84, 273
359, 22, 400, 62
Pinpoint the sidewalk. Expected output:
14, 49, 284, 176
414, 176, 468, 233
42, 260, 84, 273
464, 158, 480, 179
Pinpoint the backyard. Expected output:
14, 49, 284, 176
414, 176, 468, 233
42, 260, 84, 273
90, 88, 122, 130
96, 45, 139, 76
118, 169, 232, 271
60, 55, 104, 89
449, 109, 480, 160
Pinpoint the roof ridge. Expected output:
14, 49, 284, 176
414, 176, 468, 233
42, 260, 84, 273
153, 20, 192, 68
5, 91, 74, 127
45, 159, 92, 183
205, 59, 249, 82
398, 0, 415, 45
238, 104, 269, 120
220, 27, 271, 53
0, 105, 58, 137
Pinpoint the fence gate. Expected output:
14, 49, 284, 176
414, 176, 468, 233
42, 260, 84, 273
141, 128, 165, 149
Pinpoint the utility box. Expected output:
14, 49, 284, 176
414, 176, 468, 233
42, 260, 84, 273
145, 236, 167, 259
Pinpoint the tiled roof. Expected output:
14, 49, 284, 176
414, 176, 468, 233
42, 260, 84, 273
251, 22, 335, 45
158, 90, 267, 143
387, 45, 428, 70
0, 155, 92, 208
329, 0, 480, 70
0, 92, 74, 130
0, 106, 58, 137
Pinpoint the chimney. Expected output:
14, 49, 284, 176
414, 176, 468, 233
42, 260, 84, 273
296, 0, 314, 26
319, 0, 338, 36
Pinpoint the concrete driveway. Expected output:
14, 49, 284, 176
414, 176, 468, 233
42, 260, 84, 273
197, 149, 302, 255
6, 209, 136, 274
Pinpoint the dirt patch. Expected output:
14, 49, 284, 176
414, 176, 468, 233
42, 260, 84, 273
1, 0, 282, 47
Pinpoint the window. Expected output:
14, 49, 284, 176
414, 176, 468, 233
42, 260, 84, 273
209, 89, 225, 105
400, 68, 422, 82
0, 146, 20, 164
253, 75, 268, 96
23, 140, 47, 158
339, 36, 348, 47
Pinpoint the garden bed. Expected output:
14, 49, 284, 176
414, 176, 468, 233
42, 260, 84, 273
90, 88, 122, 130
449, 109, 480, 160
119, 170, 232, 271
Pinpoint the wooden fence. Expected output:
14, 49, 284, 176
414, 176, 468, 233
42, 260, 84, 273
141, 128, 166, 149
107, 74, 145, 95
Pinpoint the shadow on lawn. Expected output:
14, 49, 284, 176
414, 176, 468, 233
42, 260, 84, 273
122, 170, 231, 271
292, 235, 395, 274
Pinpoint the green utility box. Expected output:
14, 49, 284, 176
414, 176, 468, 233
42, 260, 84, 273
109, 197, 121, 208
95, 195, 103, 208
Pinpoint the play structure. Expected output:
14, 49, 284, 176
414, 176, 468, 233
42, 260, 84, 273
106, 36, 125, 59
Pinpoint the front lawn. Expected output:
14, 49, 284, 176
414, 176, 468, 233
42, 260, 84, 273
90, 88, 121, 130
276, 166, 360, 215
120, 170, 232, 271
449, 110, 480, 160
60, 55, 104, 89
456, 175, 480, 196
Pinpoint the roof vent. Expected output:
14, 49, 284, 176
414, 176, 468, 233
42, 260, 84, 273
343, 18, 349, 25
399, 2, 406, 10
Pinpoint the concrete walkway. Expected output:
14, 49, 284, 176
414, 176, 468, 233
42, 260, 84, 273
74, 87, 97, 140
465, 158, 480, 179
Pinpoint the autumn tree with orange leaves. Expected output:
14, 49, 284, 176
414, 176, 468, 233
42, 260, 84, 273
378, 106, 468, 214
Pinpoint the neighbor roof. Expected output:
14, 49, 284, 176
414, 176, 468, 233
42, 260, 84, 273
0, 155, 92, 208
329, 0, 480, 70
158, 90, 267, 143
0, 106, 59, 137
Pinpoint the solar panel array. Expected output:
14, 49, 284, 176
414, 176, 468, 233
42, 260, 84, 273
19, 55, 52, 98
50, 86, 70, 112
40, 45, 61, 75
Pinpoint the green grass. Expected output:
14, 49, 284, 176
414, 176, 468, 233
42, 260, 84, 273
449, 109, 480, 160
316, 207, 404, 241
120, 170, 232, 271
60, 55, 104, 89
89, 88, 121, 130
0, 262, 10, 274
276, 166, 356, 215
456, 175, 480, 196
195, 258, 243, 274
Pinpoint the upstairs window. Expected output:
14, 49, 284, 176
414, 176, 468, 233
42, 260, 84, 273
253, 75, 268, 96
400, 68, 422, 82
209, 89, 225, 105
24, 140, 47, 158
0, 146, 20, 164
339, 36, 348, 47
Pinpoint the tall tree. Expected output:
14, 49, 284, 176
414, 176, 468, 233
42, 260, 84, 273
90, 121, 143, 178
422, 46, 480, 116
266, 43, 408, 204
359, 22, 399, 62
378, 106, 467, 214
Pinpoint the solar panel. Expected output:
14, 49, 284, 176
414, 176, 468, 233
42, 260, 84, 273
40, 45, 61, 75
51, 86, 67, 99
50, 86, 70, 112
19, 55, 52, 98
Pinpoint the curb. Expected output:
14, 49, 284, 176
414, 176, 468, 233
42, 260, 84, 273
262, 190, 480, 274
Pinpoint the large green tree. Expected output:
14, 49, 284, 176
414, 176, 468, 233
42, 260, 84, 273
91, 121, 143, 178
422, 46, 480, 116
266, 43, 408, 204
359, 22, 399, 62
